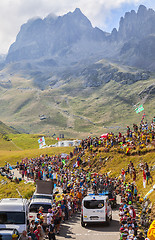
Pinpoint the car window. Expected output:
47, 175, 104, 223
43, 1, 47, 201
84, 200, 104, 209
0, 234, 12, 240
0, 212, 25, 224
29, 204, 52, 213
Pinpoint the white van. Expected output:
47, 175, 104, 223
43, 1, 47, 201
0, 198, 29, 234
28, 198, 52, 225
81, 194, 112, 227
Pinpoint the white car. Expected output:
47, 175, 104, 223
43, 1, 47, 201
28, 198, 52, 225
81, 194, 112, 227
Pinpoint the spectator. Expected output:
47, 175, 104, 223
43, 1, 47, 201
48, 219, 56, 240
19, 231, 29, 240
28, 227, 37, 240
34, 225, 42, 240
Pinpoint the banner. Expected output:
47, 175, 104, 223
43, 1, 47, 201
38, 136, 46, 148
38, 136, 45, 144
135, 104, 144, 113
144, 186, 155, 200
39, 141, 46, 149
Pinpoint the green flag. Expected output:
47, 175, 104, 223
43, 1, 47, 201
62, 159, 65, 165
135, 104, 144, 113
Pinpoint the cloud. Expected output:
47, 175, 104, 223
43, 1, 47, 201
0, 0, 154, 54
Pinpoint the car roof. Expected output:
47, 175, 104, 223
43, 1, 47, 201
0, 198, 28, 211
83, 195, 108, 201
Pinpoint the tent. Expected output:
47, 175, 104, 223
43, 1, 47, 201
100, 133, 108, 139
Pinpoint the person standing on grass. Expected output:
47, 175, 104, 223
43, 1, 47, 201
133, 185, 138, 201
121, 169, 125, 182
143, 169, 146, 188
132, 168, 136, 183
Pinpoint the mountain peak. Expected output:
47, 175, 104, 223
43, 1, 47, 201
137, 5, 147, 15
73, 8, 82, 14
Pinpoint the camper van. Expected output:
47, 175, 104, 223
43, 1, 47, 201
81, 194, 112, 227
0, 198, 29, 234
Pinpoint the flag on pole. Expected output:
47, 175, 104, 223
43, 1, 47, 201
62, 159, 66, 165
38, 136, 45, 143
142, 112, 146, 121
38, 136, 46, 148
135, 104, 144, 113
39, 141, 46, 149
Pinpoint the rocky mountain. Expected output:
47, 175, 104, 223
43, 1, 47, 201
114, 5, 155, 70
0, 5, 155, 136
115, 5, 155, 41
5, 5, 155, 71
6, 8, 107, 64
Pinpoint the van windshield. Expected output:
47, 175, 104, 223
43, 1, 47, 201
29, 204, 52, 213
0, 212, 25, 224
84, 200, 104, 209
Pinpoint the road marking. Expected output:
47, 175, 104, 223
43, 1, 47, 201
75, 233, 119, 236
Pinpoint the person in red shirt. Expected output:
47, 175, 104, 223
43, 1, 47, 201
121, 169, 125, 182
34, 225, 42, 240
143, 170, 146, 188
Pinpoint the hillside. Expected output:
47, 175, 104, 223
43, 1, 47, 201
0, 5, 154, 136
0, 59, 154, 137
0, 120, 19, 135
69, 145, 155, 205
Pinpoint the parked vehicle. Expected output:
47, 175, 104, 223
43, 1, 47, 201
28, 198, 52, 226
0, 198, 29, 234
0, 228, 20, 240
81, 194, 112, 227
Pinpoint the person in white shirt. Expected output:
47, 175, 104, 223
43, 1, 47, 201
47, 209, 53, 226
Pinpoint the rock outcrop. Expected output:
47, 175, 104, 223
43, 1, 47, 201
5, 5, 155, 72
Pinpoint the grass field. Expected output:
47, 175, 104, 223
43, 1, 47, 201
0, 175, 35, 199
0, 133, 73, 166
0, 146, 73, 167
82, 148, 155, 204
0, 62, 155, 138
0, 129, 154, 207
8, 134, 57, 150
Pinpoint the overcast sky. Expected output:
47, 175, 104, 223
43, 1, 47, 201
0, 0, 154, 54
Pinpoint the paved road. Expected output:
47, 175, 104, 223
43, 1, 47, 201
56, 205, 120, 240
11, 169, 120, 239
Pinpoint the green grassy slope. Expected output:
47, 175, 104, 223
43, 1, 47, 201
0, 60, 154, 137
